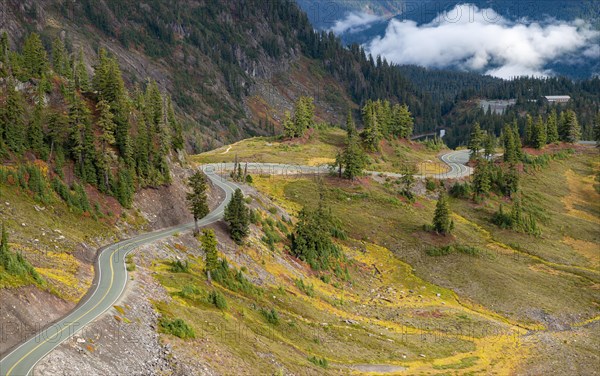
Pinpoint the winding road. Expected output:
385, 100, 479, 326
0, 169, 239, 376
204, 149, 473, 180
0, 150, 472, 376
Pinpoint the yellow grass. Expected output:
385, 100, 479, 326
562, 169, 600, 224
562, 236, 600, 268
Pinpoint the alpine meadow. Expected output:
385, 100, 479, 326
0, 1, 599, 376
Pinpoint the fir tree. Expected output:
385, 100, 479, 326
468, 122, 485, 160
546, 109, 559, 144
187, 171, 209, 236
338, 111, 366, 179
502, 125, 517, 164
2, 80, 26, 153
166, 96, 184, 151
74, 48, 90, 91
293, 96, 315, 137
290, 202, 344, 270
22, 33, 48, 79
224, 188, 250, 244
0, 32, 9, 77
28, 95, 45, 157
562, 110, 581, 143
201, 229, 219, 282
472, 160, 491, 198
483, 133, 496, 160
432, 190, 454, 235
51, 37, 67, 76
282, 110, 295, 139
97, 100, 116, 189
391, 103, 413, 138
116, 162, 135, 208
531, 115, 547, 149
504, 165, 520, 198
361, 100, 382, 151
524, 115, 533, 146
512, 120, 524, 161
345, 109, 356, 139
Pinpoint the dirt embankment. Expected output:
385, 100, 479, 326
0, 159, 218, 359
0, 287, 74, 355
134, 162, 222, 231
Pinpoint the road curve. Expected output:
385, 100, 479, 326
0, 169, 238, 376
204, 149, 473, 180
0, 150, 471, 375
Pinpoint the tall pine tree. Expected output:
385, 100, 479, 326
187, 171, 209, 236
432, 190, 454, 235
224, 188, 250, 244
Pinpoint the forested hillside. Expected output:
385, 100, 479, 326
0, 32, 180, 208
1, 0, 442, 152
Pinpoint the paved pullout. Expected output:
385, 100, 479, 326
0, 150, 471, 375
0, 170, 238, 376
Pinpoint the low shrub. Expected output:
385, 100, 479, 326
159, 318, 195, 339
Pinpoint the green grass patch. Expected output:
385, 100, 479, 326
159, 317, 195, 339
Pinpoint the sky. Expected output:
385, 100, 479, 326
330, 4, 599, 79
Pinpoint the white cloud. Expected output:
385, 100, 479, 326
330, 12, 382, 35
364, 4, 599, 79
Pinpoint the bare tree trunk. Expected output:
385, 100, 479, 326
193, 218, 199, 236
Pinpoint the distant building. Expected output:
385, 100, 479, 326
479, 99, 516, 115
544, 95, 571, 104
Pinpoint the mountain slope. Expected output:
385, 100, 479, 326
2, 0, 439, 152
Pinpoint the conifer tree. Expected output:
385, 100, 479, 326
561, 110, 581, 143
531, 115, 547, 149
74, 48, 90, 91
512, 120, 523, 161
282, 110, 295, 139
361, 100, 382, 151
2, 80, 26, 153
166, 96, 184, 151
484, 133, 496, 160
22, 33, 48, 79
0, 32, 10, 77
524, 115, 533, 146
546, 109, 559, 144
510, 196, 524, 227
345, 109, 356, 139
51, 37, 67, 76
201, 229, 219, 282
375, 100, 392, 137
134, 115, 151, 180
432, 190, 454, 235
293, 96, 315, 137
338, 111, 366, 179
28, 94, 45, 156
187, 171, 209, 236
505, 165, 520, 198
69, 93, 94, 182
468, 122, 485, 159
391, 103, 413, 138
472, 160, 491, 198
116, 161, 135, 208
502, 125, 517, 164
97, 100, 116, 189
224, 188, 250, 244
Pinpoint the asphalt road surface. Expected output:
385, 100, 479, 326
204, 149, 474, 180
0, 150, 472, 375
0, 169, 238, 376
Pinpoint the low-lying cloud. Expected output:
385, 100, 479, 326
330, 12, 382, 35
364, 4, 599, 79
